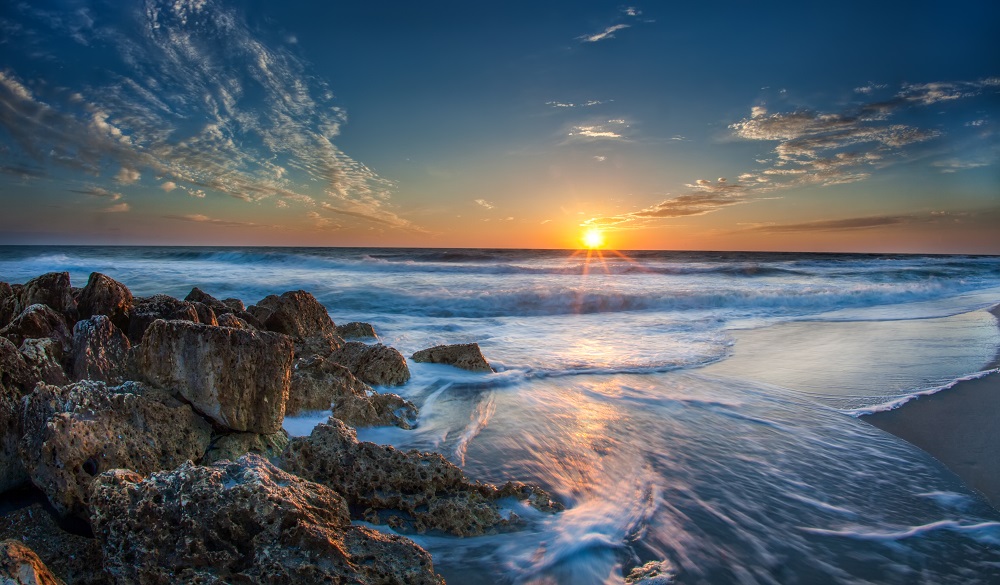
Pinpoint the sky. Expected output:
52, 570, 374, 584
0, 0, 998, 253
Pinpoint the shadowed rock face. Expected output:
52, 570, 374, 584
76, 273, 133, 333
282, 418, 562, 536
411, 342, 494, 372
336, 321, 377, 339
0, 505, 108, 585
0, 337, 36, 493
250, 290, 343, 357
18, 338, 69, 386
1, 304, 73, 353
70, 315, 130, 384
0, 282, 16, 328
137, 319, 293, 433
14, 272, 77, 323
0, 539, 65, 585
89, 454, 444, 585
328, 341, 411, 387
201, 430, 290, 465
126, 294, 201, 343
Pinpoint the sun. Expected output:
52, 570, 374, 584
582, 228, 605, 249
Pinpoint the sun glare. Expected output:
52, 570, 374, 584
582, 228, 605, 249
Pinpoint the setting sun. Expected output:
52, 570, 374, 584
582, 228, 605, 249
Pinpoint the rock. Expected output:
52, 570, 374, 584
76, 273, 133, 333
137, 319, 293, 433
69, 316, 130, 384
282, 418, 562, 536
20, 380, 213, 519
201, 430, 290, 465
0, 282, 16, 328
216, 312, 252, 329
18, 339, 69, 386
328, 341, 411, 387
89, 454, 444, 585
412, 342, 494, 372
0, 304, 72, 353
125, 294, 200, 343
0, 505, 108, 585
336, 321, 378, 339
1, 337, 36, 493
625, 560, 677, 584
0, 539, 65, 585
0, 336, 36, 394
184, 287, 231, 315
222, 298, 245, 312
15, 272, 77, 322
288, 355, 417, 429
250, 290, 342, 356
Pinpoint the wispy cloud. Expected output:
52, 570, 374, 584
744, 215, 908, 233
162, 213, 259, 228
474, 199, 495, 210
579, 23, 630, 43
101, 202, 130, 213
71, 186, 123, 201
566, 119, 630, 141
546, 99, 609, 108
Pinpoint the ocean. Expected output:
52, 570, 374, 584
3, 246, 1000, 584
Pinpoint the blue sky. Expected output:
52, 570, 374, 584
0, 0, 997, 251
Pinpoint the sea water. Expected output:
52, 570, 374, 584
2, 246, 1000, 583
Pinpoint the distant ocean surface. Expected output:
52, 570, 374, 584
3, 246, 1000, 584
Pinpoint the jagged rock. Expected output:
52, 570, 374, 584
89, 454, 444, 585
184, 287, 231, 314
76, 273, 133, 333
328, 341, 411, 387
0, 539, 65, 585
126, 294, 200, 343
189, 301, 219, 326
222, 298, 245, 312
1, 304, 72, 352
282, 418, 562, 536
336, 321, 378, 339
137, 319, 293, 433
70, 315, 130, 384
0, 336, 35, 393
0, 282, 15, 328
1, 337, 36, 493
201, 430, 290, 465
14, 272, 77, 322
20, 380, 213, 519
18, 338, 69, 386
288, 355, 417, 428
216, 312, 252, 329
625, 561, 677, 584
0, 505, 108, 585
250, 290, 342, 356
412, 342, 494, 372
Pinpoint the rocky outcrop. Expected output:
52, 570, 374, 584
0, 282, 16, 328
412, 342, 494, 372
201, 430, 290, 465
137, 319, 293, 433
14, 272, 77, 322
222, 297, 245, 312
216, 312, 252, 329
185, 287, 230, 314
1, 304, 72, 352
76, 273, 133, 332
1, 337, 36, 492
282, 418, 562, 536
18, 338, 69, 386
20, 380, 213, 519
126, 294, 201, 343
328, 341, 411, 387
336, 321, 377, 339
70, 315, 130, 384
625, 560, 676, 584
0, 505, 108, 585
0, 540, 65, 585
89, 454, 444, 584
249, 290, 342, 356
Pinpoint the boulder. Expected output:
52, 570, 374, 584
222, 298, 245, 312
189, 301, 219, 327
184, 287, 231, 314
76, 273, 133, 332
249, 290, 342, 356
137, 320, 293, 433
0, 540, 65, 585
0, 505, 108, 585
216, 312, 252, 329
336, 321, 378, 339
1, 304, 72, 352
201, 430, 290, 465
328, 342, 411, 387
625, 561, 677, 584
412, 342, 494, 372
20, 380, 213, 519
0, 282, 15, 328
0, 336, 35, 394
1, 337, 36, 492
18, 338, 69, 386
89, 454, 444, 584
288, 355, 417, 429
126, 294, 200, 343
282, 418, 562, 536
69, 315, 130, 384
14, 272, 77, 322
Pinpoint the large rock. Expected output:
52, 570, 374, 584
288, 355, 417, 429
336, 321, 377, 339
70, 315, 130, 384
76, 273, 133, 333
249, 290, 342, 356
20, 381, 213, 519
18, 338, 69, 386
282, 418, 562, 536
1, 304, 72, 352
625, 560, 677, 584
126, 294, 201, 343
328, 341, 411, 387
137, 319, 293, 433
0, 505, 108, 585
201, 430, 290, 465
184, 287, 231, 315
0, 539, 65, 585
411, 342, 494, 372
1, 337, 36, 493
0, 282, 15, 328
89, 454, 444, 585
216, 312, 252, 329
14, 272, 77, 322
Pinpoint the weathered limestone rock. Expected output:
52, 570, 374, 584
0, 336, 35, 394
185, 288, 262, 328
250, 290, 342, 356
126, 294, 200, 343
412, 342, 494, 372
625, 560, 677, 584
336, 321, 378, 339
70, 315, 130, 384
0, 505, 108, 585
89, 454, 444, 585
20, 380, 213, 519
137, 320, 293, 433
288, 355, 417, 428
1, 337, 36, 493
0, 282, 15, 328
1, 304, 72, 352
282, 418, 562, 536
328, 341, 411, 387
185, 287, 230, 313
76, 273, 133, 332
14, 272, 77, 322
18, 338, 69, 386
201, 430, 290, 465
0, 540, 65, 585
215, 312, 252, 329
222, 297, 245, 312
189, 301, 219, 327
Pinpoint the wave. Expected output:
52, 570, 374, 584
842, 368, 1000, 416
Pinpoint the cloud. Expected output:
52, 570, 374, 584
162, 213, 259, 227
114, 167, 140, 184
579, 24, 630, 43
71, 186, 123, 201
160, 181, 177, 192
546, 99, 609, 108
474, 199, 495, 210
567, 120, 629, 141
745, 215, 908, 233
593, 155, 607, 162
101, 202, 131, 213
